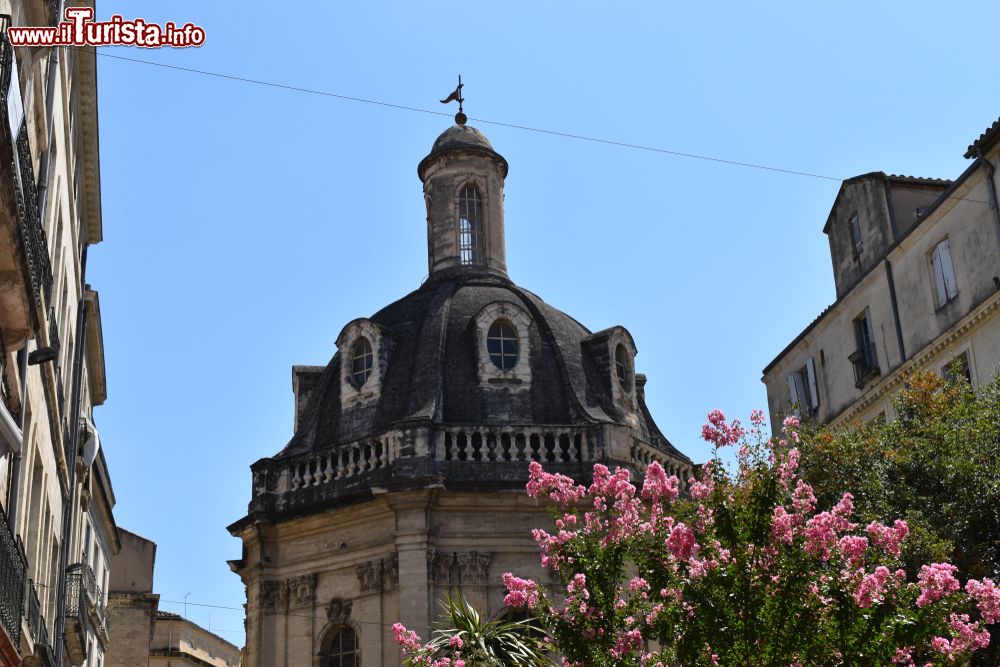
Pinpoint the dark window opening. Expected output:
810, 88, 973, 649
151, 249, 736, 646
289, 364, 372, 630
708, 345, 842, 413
615, 344, 632, 391
321, 626, 358, 667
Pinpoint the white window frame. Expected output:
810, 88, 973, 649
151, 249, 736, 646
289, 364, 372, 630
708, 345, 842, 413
786, 356, 819, 417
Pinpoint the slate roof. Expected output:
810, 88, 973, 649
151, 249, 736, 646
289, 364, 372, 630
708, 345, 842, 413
278, 272, 689, 464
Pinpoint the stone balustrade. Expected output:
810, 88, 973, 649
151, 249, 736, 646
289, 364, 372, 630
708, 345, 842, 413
436, 426, 595, 464
285, 434, 399, 492
264, 426, 691, 500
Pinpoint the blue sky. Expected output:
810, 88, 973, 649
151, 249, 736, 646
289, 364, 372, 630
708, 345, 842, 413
86, 0, 1000, 647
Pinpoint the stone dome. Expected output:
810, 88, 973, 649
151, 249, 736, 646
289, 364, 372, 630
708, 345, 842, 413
240, 122, 692, 521
430, 123, 495, 153
282, 273, 686, 459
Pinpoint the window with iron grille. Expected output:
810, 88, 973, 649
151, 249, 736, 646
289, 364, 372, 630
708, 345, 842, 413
458, 185, 482, 265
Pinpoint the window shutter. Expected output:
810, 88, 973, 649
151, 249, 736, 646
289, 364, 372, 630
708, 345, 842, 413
931, 244, 948, 306
940, 239, 958, 300
806, 357, 819, 409
787, 374, 799, 415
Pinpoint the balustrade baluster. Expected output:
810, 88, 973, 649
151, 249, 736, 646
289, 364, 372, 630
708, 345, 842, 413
291, 463, 302, 490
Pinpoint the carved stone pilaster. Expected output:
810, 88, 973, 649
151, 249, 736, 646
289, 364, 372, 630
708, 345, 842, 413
355, 553, 399, 593
262, 580, 288, 615
427, 550, 492, 586
288, 574, 316, 608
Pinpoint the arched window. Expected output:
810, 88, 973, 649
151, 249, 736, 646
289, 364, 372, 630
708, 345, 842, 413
320, 625, 359, 667
487, 320, 519, 370
615, 344, 632, 390
350, 338, 373, 387
458, 185, 482, 265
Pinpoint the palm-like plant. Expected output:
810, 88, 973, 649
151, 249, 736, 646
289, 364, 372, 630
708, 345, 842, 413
418, 592, 550, 667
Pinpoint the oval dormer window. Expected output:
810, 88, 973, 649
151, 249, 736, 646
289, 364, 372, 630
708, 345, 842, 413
487, 320, 519, 370
350, 337, 373, 387
615, 344, 632, 391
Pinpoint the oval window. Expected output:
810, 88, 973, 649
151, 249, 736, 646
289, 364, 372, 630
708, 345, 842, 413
615, 344, 631, 390
350, 337, 373, 387
487, 320, 519, 370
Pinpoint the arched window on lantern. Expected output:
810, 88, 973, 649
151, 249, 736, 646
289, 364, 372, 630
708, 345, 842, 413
458, 185, 482, 265
320, 625, 359, 667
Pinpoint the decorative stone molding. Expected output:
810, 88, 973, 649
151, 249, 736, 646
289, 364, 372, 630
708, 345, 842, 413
355, 553, 399, 593
327, 597, 353, 624
472, 301, 533, 388
288, 574, 316, 608
427, 550, 491, 585
335, 318, 395, 407
261, 580, 288, 615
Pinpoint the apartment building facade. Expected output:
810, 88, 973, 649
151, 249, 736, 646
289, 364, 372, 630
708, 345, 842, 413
762, 115, 1000, 426
0, 1, 116, 666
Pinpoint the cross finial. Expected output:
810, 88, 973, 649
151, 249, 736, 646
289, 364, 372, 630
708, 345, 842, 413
440, 75, 467, 125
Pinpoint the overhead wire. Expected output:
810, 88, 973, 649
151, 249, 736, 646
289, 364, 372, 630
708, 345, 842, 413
80, 48, 994, 209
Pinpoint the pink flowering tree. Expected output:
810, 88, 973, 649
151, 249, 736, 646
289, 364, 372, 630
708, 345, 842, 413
395, 409, 1000, 666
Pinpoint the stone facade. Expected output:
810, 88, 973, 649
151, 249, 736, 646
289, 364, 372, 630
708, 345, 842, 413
763, 116, 1000, 426
0, 2, 116, 667
229, 115, 695, 667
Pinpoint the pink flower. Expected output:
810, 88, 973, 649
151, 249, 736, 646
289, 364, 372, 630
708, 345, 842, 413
448, 634, 464, 650
866, 520, 909, 558
853, 566, 898, 608
700, 409, 745, 447
916, 563, 960, 607
526, 461, 586, 505
965, 578, 1000, 624
772, 506, 795, 545
750, 408, 766, 427
503, 572, 540, 609
391, 623, 422, 651
837, 535, 868, 567
667, 523, 696, 561
641, 461, 680, 505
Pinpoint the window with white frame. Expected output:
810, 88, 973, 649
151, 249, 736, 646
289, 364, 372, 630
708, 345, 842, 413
930, 238, 958, 307
787, 357, 819, 417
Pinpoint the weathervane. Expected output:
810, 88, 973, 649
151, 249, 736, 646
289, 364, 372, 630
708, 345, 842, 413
440, 75, 466, 125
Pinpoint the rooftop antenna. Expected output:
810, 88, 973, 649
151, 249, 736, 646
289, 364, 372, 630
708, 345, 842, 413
440, 75, 466, 125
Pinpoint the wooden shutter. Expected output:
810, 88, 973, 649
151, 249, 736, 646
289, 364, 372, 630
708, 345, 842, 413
806, 357, 819, 409
940, 239, 958, 300
787, 374, 799, 416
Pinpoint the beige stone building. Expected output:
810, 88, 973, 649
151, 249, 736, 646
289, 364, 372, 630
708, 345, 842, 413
762, 115, 1000, 425
150, 613, 241, 667
106, 529, 159, 667
0, 2, 118, 667
229, 115, 695, 667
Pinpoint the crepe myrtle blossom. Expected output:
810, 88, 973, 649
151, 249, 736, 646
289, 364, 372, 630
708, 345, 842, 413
395, 410, 994, 667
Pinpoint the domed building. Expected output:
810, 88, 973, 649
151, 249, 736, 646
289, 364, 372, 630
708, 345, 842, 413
227, 116, 694, 667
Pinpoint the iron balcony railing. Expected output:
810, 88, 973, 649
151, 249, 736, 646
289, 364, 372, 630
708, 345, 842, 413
65, 564, 92, 649
0, 27, 53, 305
0, 502, 27, 648
849, 341, 880, 388
66, 562, 108, 639
27, 579, 55, 666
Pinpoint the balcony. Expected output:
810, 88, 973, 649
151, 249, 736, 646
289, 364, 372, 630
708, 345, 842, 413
0, 503, 26, 656
64, 562, 109, 653
849, 342, 880, 388
0, 25, 53, 351
24, 580, 55, 667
